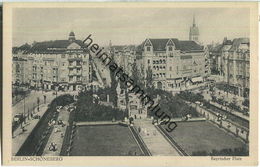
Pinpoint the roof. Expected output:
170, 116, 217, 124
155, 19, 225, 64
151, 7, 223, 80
12, 43, 31, 54
112, 45, 136, 53
69, 31, 75, 36
138, 38, 204, 52
149, 38, 180, 51
211, 44, 223, 53
28, 40, 87, 54
229, 38, 249, 52
179, 41, 204, 52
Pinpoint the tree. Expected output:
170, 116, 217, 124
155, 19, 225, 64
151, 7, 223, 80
109, 54, 118, 107
146, 66, 154, 89
131, 63, 143, 88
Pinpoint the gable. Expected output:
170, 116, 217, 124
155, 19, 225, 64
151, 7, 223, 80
166, 39, 175, 46
144, 39, 152, 47
67, 42, 81, 49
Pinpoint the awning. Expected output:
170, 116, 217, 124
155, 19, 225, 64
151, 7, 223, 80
191, 76, 203, 83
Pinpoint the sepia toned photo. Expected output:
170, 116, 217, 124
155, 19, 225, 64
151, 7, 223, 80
2, 2, 258, 166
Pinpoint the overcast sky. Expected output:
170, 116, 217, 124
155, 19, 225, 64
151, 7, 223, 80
13, 8, 250, 47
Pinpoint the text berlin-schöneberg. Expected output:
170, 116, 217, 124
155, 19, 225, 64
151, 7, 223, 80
83, 34, 177, 132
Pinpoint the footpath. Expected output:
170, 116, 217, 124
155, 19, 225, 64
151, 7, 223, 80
42, 106, 70, 156
209, 101, 249, 121
12, 104, 48, 155
134, 119, 180, 156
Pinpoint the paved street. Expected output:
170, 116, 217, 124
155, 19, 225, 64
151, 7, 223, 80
12, 90, 67, 118
12, 104, 48, 155
199, 88, 249, 121
42, 106, 70, 156
134, 119, 180, 156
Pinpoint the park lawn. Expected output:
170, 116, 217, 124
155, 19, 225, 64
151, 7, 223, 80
162, 121, 247, 155
70, 124, 143, 156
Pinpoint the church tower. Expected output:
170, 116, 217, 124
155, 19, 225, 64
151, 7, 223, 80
68, 31, 76, 42
189, 15, 199, 42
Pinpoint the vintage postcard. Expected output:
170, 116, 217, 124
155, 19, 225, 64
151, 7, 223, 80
2, 2, 258, 166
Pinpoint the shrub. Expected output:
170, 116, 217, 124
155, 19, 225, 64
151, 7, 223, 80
75, 91, 124, 122
242, 99, 249, 107
49, 94, 74, 108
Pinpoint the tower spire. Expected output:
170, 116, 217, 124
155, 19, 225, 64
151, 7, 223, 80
193, 14, 196, 26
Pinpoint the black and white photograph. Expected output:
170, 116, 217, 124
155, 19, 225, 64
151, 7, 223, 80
2, 2, 258, 166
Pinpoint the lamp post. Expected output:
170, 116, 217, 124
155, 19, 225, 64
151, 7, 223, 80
37, 97, 40, 112
23, 94, 26, 124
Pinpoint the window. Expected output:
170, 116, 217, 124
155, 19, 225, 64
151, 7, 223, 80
169, 46, 173, 51
61, 54, 66, 58
69, 76, 73, 82
148, 60, 150, 64
169, 67, 172, 71
147, 47, 151, 51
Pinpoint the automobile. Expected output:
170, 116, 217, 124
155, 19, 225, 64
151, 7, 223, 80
33, 114, 41, 119
195, 101, 201, 105
13, 114, 23, 123
56, 106, 63, 112
68, 106, 75, 112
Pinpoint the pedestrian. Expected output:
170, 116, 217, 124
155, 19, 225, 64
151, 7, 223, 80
138, 126, 141, 133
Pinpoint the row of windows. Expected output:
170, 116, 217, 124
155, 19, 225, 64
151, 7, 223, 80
69, 60, 82, 66
153, 66, 166, 70
153, 73, 166, 77
146, 46, 174, 52
62, 54, 88, 59
69, 76, 82, 81
31, 74, 84, 82
153, 59, 166, 64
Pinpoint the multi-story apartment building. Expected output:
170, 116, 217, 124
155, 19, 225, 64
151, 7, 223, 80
208, 37, 250, 98
12, 44, 31, 85
137, 38, 207, 91
222, 38, 250, 98
12, 32, 91, 91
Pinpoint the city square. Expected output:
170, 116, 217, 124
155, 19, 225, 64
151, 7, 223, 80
11, 7, 250, 157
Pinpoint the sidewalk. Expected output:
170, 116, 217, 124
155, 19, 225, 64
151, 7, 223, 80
12, 104, 48, 155
201, 89, 249, 121
209, 101, 249, 121
134, 119, 180, 156
42, 106, 70, 156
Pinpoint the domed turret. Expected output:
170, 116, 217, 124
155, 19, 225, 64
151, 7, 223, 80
69, 31, 76, 42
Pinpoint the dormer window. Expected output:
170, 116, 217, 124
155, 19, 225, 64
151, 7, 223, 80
147, 47, 151, 51
169, 46, 173, 51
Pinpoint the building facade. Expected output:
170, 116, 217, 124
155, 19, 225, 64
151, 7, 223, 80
112, 45, 137, 76
12, 32, 91, 91
208, 37, 250, 98
222, 38, 250, 98
138, 38, 207, 92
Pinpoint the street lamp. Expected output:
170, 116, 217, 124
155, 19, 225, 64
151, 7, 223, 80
23, 94, 26, 124
37, 97, 40, 112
